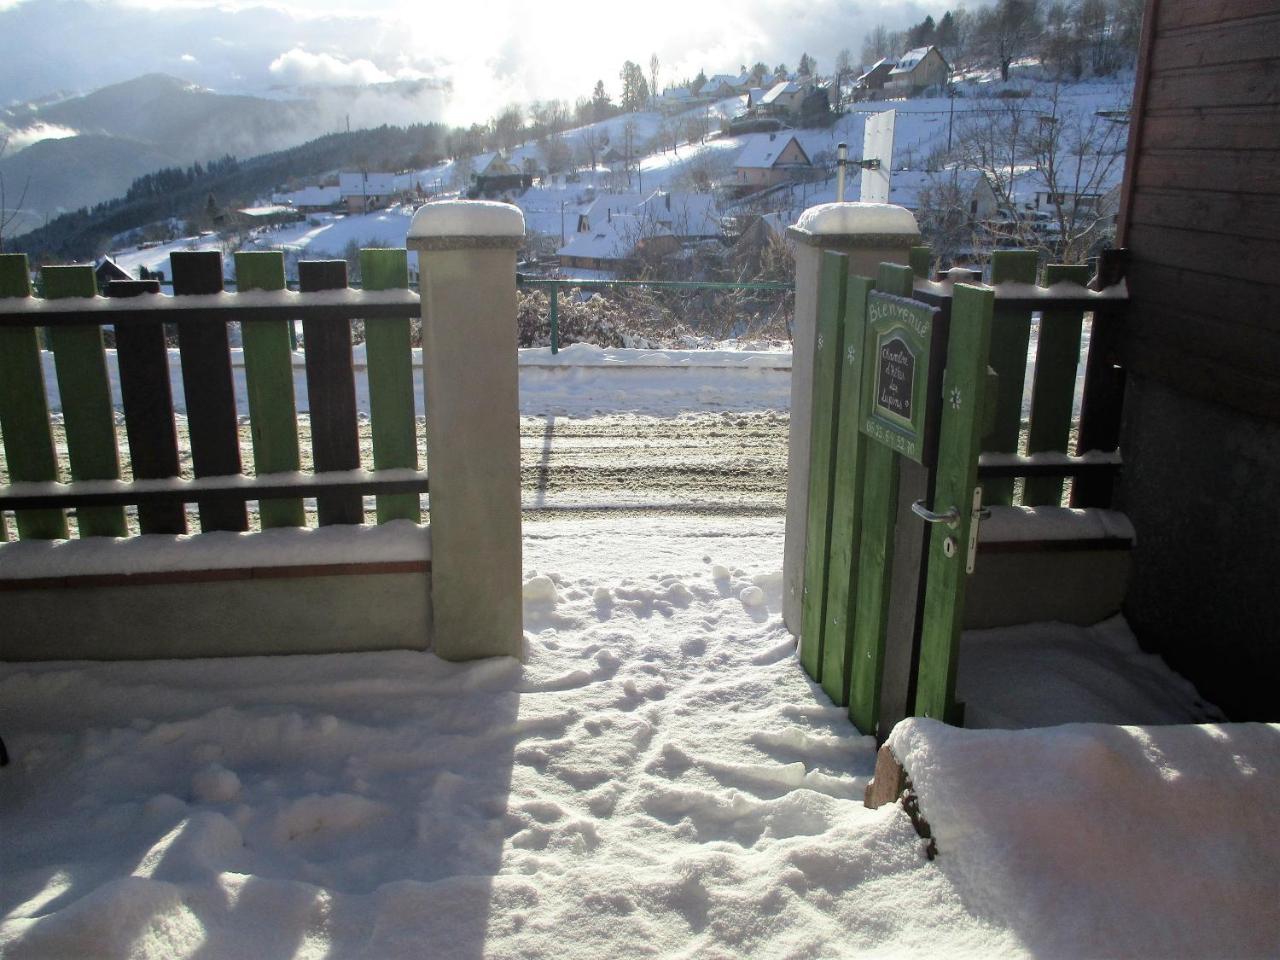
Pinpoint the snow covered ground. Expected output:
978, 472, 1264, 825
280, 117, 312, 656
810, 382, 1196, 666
2, 511, 1271, 958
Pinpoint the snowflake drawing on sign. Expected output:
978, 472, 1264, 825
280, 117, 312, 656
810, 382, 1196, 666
949, 387, 963, 410
846, 345, 857, 365
817, 334, 825, 351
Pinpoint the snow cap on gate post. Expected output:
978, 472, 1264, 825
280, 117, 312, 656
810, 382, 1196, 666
407, 200, 526, 661
782, 201, 920, 639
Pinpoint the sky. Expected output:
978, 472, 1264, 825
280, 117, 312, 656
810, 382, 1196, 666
0, 0, 949, 126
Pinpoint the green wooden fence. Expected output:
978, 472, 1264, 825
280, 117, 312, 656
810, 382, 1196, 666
0, 249, 427, 540
799, 247, 1129, 735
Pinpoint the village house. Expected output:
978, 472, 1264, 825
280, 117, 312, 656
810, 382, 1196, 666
659, 86, 694, 114
855, 57, 896, 96
272, 184, 341, 214
733, 133, 813, 188
887, 169, 1000, 221
634, 190, 721, 241
556, 214, 679, 274
884, 46, 949, 96
338, 172, 399, 214
757, 80, 811, 116
574, 192, 648, 233
703, 72, 750, 98
472, 152, 517, 179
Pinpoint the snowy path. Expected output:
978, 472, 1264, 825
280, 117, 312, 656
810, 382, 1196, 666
0, 515, 1014, 959
1, 514, 1271, 957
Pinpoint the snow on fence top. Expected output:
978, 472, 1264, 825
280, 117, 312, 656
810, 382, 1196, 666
409, 199, 526, 238
792, 201, 919, 237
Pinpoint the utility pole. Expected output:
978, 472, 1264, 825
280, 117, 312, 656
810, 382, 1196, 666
947, 79, 955, 152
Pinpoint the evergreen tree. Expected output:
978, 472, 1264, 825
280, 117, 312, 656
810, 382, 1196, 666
619, 61, 650, 112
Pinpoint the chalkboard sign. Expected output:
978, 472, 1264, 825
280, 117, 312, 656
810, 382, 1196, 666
861, 291, 937, 464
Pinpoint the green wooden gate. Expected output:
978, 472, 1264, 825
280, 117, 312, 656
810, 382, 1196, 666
798, 252, 995, 739
798, 247, 1128, 738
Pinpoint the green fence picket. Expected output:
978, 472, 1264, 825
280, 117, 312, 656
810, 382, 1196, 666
847, 440, 898, 734
0, 254, 68, 540
1025, 263, 1091, 505
42, 265, 126, 537
799, 251, 849, 682
235, 251, 305, 528
909, 246, 932, 279
844, 262, 915, 734
819, 275, 873, 706
985, 250, 1038, 505
360, 248, 420, 524
915, 282, 995, 723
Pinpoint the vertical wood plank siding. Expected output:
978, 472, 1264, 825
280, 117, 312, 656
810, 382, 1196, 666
1118, 0, 1280, 417
798, 252, 849, 681
172, 251, 247, 532
983, 251, 1039, 504
298, 260, 363, 525
915, 283, 995, 723
819, 275, 874, 706
235, 251, 306, 528
106, 279, 186, 534
42, 265, 127, 537
360, 248, 421, 523
1025, 263, 1092, 505
0, 254, 67, 540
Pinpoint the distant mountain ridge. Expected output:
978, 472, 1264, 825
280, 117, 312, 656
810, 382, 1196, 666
4, 74, 316, 163
2, 73, 442, 235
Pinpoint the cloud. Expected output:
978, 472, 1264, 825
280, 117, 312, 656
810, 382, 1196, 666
268, 47, 397, 86
1, 122, 80, 153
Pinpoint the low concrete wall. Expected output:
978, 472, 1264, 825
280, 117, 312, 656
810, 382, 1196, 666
2, 567, 431, 660
963, 547, 1131, 630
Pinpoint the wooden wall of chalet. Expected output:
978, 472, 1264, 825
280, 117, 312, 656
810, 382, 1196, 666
1118, 0, 1280, 411
1116, 0, 1280, 720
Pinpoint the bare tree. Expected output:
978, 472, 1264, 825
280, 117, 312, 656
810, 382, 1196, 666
977, 0, 1043, 82
649, 54, 660, 108
956, 85, 1127, 261
578, 125, 607, 171
914, 171, 983, 267
0, 135, 33, 254
1027, 86, 1127, 260
833, 48, 854, 111
861, 25, 893, 66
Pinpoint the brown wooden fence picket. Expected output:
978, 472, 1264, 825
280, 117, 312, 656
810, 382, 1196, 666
106, 279, 186, 534
172, 251, 246, 532
298, 260, 363, 525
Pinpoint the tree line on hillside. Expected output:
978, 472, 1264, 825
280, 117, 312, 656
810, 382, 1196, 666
13, 124, 453, 263
862, 0, 1144, 82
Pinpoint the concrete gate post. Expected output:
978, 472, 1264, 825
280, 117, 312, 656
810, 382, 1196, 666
783, 202, 920, 636
408, 201, 525, 660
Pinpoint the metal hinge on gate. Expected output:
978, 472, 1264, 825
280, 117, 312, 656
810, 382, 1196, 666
966, 485, 990, 575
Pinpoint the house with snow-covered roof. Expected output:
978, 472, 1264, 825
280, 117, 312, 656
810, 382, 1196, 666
885, 46, 949, 95
734, 133, 813, 188
856, 58, 896, 93
338, 172, 401, 213
473, 153, 517, 178
887, 169, 999, 221
576, 193, 648, 233
758, 80, 811, 116
635, 191, 722, 240
274, 185, 342, 213
705, 73, 750, 97
556, 214, 678, 274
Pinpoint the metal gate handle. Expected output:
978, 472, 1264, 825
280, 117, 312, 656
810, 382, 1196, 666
911, 500, 960, 527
